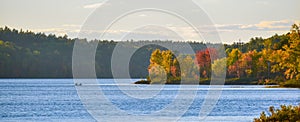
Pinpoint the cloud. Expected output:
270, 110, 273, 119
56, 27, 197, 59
62, 24, 81, 28
31, 28, 80, 36
240, 24, 255, 29
30, 24, 82, 37
31, 28, 67, 37
254, 20, 290, 29
27, 19, 298, 41
213, 20, 297, 32
139, 14, 147, 17
83, 3, 104, 9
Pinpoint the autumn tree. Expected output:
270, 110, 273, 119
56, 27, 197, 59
148, 49, 180, 83
226, 48, 243, 78
149, 49, 163, 66
171, 58, 180, 77
195, 48, 218, 78
161, 50, 173, 75
273, 24, 300, 80
212, 58, 226, 78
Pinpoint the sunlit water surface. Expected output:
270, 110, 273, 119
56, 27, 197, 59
0, 79, 299, 122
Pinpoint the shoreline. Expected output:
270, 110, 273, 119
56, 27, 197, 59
134, 78, 300, 88
0, 78, 298, 88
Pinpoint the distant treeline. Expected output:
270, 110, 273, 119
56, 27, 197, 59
0, 24, 299, 86
0, 26, 210, 78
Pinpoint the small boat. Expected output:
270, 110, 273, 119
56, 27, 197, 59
75, 83, 82, 86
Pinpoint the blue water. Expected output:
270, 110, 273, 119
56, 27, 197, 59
0, 79, 299, 121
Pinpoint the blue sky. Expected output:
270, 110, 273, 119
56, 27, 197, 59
0, 0, 299, 44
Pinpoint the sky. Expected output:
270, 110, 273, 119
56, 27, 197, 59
0, 0, 299, 44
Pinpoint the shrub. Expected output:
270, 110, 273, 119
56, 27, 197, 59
254, 104, 300, 122
280, 79, 300, 88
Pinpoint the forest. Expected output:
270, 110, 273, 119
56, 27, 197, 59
138, 24, 300, 87
0, 26, 209, 78
0, 25, 299, 87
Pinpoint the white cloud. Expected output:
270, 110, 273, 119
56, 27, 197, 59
31, 28, 67, 36
27, 20, 298, 41
211, 20, 295, 32
240, 24, 255, 29
62, 24, 81, 28
83, 3, 104, 9
29, 24, 82, 37
254, 20, 290, 29
139, 14, 147, 17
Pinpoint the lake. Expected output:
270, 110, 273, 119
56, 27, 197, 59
0, 79, 299, 122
